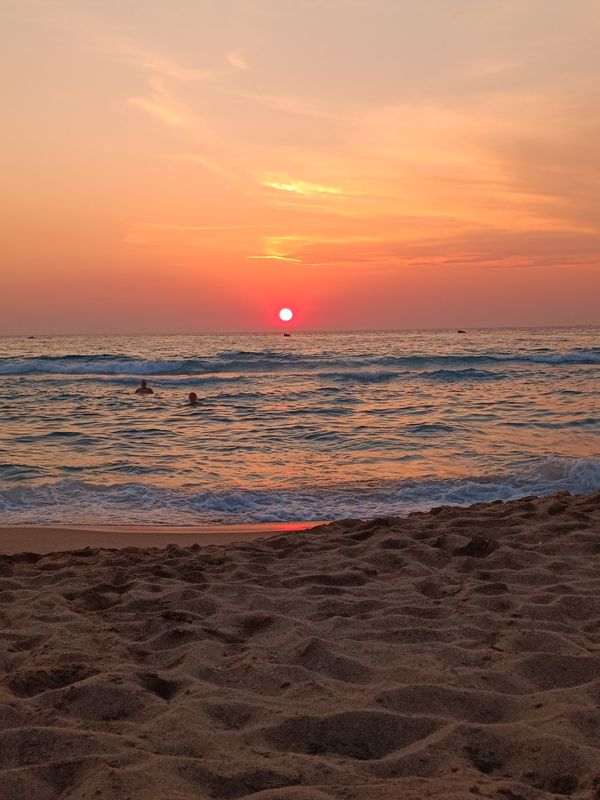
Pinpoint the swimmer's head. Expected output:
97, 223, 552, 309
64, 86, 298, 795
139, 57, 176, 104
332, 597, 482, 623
189, 392, 198, 406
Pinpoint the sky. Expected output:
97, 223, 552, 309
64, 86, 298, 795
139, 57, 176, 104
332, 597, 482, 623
1, 0, 599, 333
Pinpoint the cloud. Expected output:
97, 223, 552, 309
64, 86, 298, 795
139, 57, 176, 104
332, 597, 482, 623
129, 77, 191, 126
247, 234, 309, 264
244, 92, 353, 123
261, 176, 346, 197
113, 38, 214, 130
247, 254, 303, 263
165, 153, 238, 180
123, 221, 261, 247
227, 50, 249, 70
128, 223, 259, 232
281, 225, 600, 273
249, 82, 600, 241
116, 39, 213, 82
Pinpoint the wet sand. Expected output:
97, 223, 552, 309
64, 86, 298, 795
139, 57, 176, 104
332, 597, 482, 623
1, 491, 600, 799
0, 522, 320, 555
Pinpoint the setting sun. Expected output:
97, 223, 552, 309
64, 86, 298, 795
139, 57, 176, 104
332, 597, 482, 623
279, 308, 293, 322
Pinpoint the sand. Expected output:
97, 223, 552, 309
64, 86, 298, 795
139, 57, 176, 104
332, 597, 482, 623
1, 491, 600, 799
0, 523, 319, 556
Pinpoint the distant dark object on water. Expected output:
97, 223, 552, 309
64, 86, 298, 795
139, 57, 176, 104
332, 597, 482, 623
457, 329, 466, 334
28, 336, 35, 339
283, 333, 291, 337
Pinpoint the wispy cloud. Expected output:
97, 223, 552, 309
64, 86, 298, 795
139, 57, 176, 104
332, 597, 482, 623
129, 77, 191, 126
245, 92, 353, 123
116, 39, 213, 83
261, 176, 346, 197
227, 50, 249, 70
165, 153, 238, 180
113, 37, 213, 129
124, 221, 261, 245
128, 223, 260, 232
247, 234, 308, 264
247, 254, 303, 263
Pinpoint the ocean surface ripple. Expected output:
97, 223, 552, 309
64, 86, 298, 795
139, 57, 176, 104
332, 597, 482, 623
0, 328, 598, 524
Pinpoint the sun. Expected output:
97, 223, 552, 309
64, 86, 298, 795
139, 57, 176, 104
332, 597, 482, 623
279, 307, 293, 322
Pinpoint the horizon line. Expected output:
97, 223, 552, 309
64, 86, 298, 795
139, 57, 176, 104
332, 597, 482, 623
1, 323, 599, 338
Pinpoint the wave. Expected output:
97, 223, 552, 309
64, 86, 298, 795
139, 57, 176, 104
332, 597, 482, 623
422, 368, 507, 382
0, 347, 598, 376
319, 369, 399, 383
1, 457, 598, 525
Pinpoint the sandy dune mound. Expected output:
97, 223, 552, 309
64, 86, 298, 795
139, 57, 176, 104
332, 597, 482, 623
1, 491, 600, 799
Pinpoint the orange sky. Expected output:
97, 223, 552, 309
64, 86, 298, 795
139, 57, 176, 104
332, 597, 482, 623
1, 0, 599, 333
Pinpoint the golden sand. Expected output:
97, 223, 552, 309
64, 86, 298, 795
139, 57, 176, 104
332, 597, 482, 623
1, 492, 599, 799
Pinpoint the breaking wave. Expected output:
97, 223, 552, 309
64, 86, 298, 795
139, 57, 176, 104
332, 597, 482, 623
1, 457, 598, 525
0, 347, 598, 377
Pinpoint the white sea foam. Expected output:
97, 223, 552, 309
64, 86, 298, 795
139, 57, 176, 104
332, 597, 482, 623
0, 346, 598, 376
1, 457, 598, 525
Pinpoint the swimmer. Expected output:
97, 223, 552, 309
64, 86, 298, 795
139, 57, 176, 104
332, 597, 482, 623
188, 392, 199, 406
135, 379, 154, 395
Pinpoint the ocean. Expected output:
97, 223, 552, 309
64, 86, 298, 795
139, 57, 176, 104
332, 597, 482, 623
0, 327, 598, 525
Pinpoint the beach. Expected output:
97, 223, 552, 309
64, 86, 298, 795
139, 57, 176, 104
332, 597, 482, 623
1, 491, 600, 799
3, 0, 600, 795
0, 523, 318, 556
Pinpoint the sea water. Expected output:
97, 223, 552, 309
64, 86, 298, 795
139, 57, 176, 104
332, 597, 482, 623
0, 327, 598, 524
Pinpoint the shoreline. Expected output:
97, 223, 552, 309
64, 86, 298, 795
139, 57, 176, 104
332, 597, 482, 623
0, 487, 597, 554
0, 521, 324, 555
